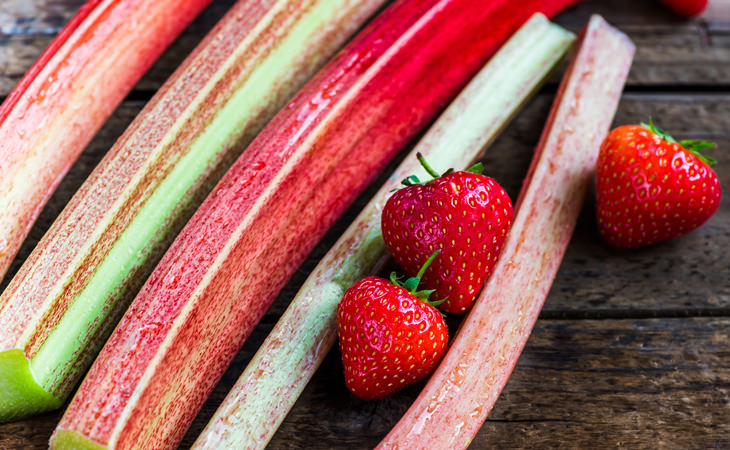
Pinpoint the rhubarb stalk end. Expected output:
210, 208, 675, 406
51, 430, 107, 450
0, 349, 60, 421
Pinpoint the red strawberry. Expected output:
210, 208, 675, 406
381, 154, 513, 314
336, 253, 448, 400
659, 0, 708, 17
596, 120, 721, 248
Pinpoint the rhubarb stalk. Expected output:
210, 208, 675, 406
377, 15, 635, 450
52, 1, 581, 448
192, 14, 575, 450
0, 0, 213, 282
0, 0, 387, 421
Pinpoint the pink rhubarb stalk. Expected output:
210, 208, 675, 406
0, 0, 212, 281
52, 0, 581, 448
192, 14, 575, 450
377, 15, 635, 450
0, 0, 387, 422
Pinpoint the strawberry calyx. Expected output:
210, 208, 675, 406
641, 118, 717, 166
389, 250, 446, 307
401, 153, 484, 187
679, 140, 718, 166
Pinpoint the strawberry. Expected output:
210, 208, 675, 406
336, 252, 448, 400
381, 154, 513, 314
596, 120, 721, 248
659, 0, 708, 17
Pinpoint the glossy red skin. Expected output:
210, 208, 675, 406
659, 0, 708, 16
0, 0, 212, 280
382, 172, 513, 314
337, 277, 448, 400
58, 0, 581, 447
596, 125, 721, 248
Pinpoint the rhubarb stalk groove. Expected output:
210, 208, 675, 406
376, 15, 635, 450
191, 14, 575, 450
0, 0, 387, 421
0, 0, 213, 282
52, 0, 580, 448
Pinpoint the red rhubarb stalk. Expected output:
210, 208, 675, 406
192, 14, 575, 450
0, 0, 212, 281
52, 0, 581, 448
0, 0, 387, 422
377, 15, 635, 450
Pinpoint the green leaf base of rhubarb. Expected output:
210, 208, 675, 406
0, 349, 61, 421
51, 430, 107, 450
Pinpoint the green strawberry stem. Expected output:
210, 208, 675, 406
641, 118, 717, 166
390, 250, 445, 306
404, 153, 486, 187
416, 250, 439, 280
400, 153, 436, 186
417, 152, 442, 179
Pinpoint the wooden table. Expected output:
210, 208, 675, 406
1, 0, 729, 448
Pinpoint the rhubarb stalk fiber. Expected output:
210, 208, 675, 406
52, 0, 580, 448
377, 15, 635, 450
0, 0, 387, 421
192, 14, 575, 450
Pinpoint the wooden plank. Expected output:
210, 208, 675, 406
1, 0, 729, 97
4, 318, 728, 448
261, 317, 730, 449
555, 0, 730, 85
0, 1, 81, 35
0, 0, 235, 96
1, 0, 721, 34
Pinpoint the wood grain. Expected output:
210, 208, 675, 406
206, 318, 730, 449
1, 0, 729, 449
0, 0, 237, 96
4, 318, 728, 449
1, 0, 730, 96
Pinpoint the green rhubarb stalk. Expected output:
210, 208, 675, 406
0, 0, 385, 421
192, 14, 575, 449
